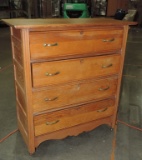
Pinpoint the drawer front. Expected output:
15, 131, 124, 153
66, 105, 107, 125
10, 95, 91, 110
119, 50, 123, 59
32, 77, 117, 113
30, 29, 123, 59
32, 54, 121, 88
34, 98, 115, 136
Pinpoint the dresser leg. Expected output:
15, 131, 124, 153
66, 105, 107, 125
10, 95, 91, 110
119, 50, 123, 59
28, 146, 36, 155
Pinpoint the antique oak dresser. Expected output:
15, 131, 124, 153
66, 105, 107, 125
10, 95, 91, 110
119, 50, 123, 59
3, 18, 136, 154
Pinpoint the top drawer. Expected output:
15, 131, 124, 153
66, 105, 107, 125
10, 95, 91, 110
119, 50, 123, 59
29, 29, 123, 60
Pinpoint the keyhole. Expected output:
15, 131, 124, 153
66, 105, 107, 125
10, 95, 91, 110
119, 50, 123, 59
80, 59, 84, 63
80, 31, 84, 35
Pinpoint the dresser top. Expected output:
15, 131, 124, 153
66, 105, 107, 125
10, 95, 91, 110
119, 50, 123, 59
2, 18, 136, 30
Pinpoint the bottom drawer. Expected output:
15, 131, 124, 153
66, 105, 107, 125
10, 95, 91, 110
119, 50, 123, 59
34, 98, 115, 136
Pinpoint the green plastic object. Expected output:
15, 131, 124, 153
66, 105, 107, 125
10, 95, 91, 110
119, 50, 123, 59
63, 3, 90, 18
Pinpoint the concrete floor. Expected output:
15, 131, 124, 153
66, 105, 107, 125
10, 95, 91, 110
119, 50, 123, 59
0, 26, 142, 160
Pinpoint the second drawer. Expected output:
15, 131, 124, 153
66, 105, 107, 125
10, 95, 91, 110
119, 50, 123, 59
32, 54, 121, 88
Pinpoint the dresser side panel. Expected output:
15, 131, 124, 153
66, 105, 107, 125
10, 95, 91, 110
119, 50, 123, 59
11, 27, 35, 153
20, 29, 35, 153
111, 26, 129, 127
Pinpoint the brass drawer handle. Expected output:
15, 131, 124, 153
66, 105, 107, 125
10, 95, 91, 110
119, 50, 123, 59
97, 108, 108, 112
45, 71, 60, 76
102, 38, 115, 42
46, 120, 60, 125
102, 64, 113, 68
99, 86, 110, 91
45, 97, 58, 101
43, 43, 58, 47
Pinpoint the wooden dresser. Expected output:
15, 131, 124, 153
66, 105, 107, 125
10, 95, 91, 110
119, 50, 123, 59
3, 18, 136, 154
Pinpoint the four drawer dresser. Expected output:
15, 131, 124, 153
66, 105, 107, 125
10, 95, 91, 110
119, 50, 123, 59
3, 18, 136, 154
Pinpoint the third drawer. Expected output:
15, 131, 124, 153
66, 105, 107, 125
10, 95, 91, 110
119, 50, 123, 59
32, 76, 118, 113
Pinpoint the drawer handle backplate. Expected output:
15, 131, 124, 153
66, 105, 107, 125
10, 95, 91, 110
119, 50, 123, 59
43, 43, 58, 47
97, 108, 108, 112
46, 120, 60, 125
102, 38, 115, 42
102, 64, 113, 68
45, 71, 60, 76
45, 97, 58, 102
99, 86, 110, 91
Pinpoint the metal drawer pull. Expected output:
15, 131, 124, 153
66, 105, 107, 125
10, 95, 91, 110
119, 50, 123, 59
43, 43, 58, 47
45, 71, 60, 76
45, 97, 58, 101
99, 86, 110, 91
102, 64, 113, 68
46, 120, 60, 125
102, 38, 115, 42
97, 108, 108, 112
